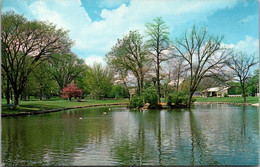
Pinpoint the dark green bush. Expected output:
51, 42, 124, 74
167, 95, 172, 106
168, 91, 189, 106
142, 87, 159, 108
130, 95, 144, 108
108, 85, 129, 99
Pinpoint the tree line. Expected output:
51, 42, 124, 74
1, 11, 129, 109
106, 17, 258, 107
2, 11, 258, 109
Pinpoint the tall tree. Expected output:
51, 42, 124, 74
31, 61, 57, 100
84, 63, 113, 99
145, 17, 171, 102
173, 26, 231, 107
225, 52, 257, 102
49, 53, 85, 93
1, 11, 73, 108
106, 30, 150, 95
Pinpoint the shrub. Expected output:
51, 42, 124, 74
142, 87, 159, 108
109, 85, 129, 99
167, 95, 172, 106
61, 84, 82, 101
168, 91, 189, 106
130, 95, 144, 108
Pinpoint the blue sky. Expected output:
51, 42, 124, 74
2, 0, 259, 66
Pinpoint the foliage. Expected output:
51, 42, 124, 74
1, 11, 73, 108
130, 95, 144, 108
84, 63, 113, 99
167, 91, 194, 106
61, 84, 82, 101
106, 30, 150, 95
228, 82, 243, 95
109, 85, 129, 99
145, 17, 171, 102
29, 61, 58, 100
247, 69, 259, 96
49, 53, 86, 93
142, 87, 159, 108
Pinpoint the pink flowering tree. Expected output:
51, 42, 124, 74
61, 84, 82, 101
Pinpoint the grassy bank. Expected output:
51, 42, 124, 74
195, 97, 259, 104
1, 98, 129, 114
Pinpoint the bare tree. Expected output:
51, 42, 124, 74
171, 57, 188, 91
225, 52, 257, 102
145, 17, 171, 102
106, 30, 150, 95
173, 26, 232, 107
1, 11, 73, 108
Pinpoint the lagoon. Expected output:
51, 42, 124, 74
2, 104, 259, 166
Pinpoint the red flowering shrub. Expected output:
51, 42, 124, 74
61, 84, 82, 101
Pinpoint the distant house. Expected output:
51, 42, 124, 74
201, 86, 231, 97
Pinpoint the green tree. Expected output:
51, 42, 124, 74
84, 63, 113, 99
49, 53, 85, 93
248, 69, 259, 96
106, 30, 150, 95
227, 81, 242, 95
30, 61, 58, 100
145, 17, 171, 102
142, 87, 159, 108
1, 11, 73, 108
109, 85, 129, 99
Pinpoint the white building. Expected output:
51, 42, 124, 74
201, 86, 231, 97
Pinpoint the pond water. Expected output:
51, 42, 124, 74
2, 104, 259, 166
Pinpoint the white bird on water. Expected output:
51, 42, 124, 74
79, 117, 83, 120
103, 112, 107, 115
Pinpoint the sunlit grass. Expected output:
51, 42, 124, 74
195, 97, 259, 104
1, 98, 129, 114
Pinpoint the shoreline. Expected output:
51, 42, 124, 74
2, 101, 258, 117
2, 103, 129, 117
194, 102, 259, 106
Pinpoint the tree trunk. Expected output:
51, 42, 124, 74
242, 89, 246, 103
157, 60, 161, 103
14, 93, 19, 109
5, 79, 10, 104
188, 92, 193, 108
140, 72, 144, 95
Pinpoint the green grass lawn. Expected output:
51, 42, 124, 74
1, 98, 129, 114
195, 96, 259, 104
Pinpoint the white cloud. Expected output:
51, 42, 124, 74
3, 0, 240, 62
85, 55, 106, 66
239, 14, 257, 24
223, 36, 259, 56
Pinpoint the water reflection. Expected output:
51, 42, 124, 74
2, 105, 259, 166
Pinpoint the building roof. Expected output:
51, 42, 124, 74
202, 86, 230, 92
